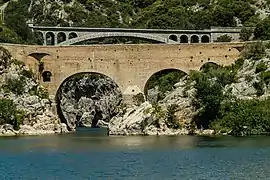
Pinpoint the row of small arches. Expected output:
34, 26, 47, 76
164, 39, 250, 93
168, 34, 210, 43
45, 32, 78, 45
45, 32, 210, 45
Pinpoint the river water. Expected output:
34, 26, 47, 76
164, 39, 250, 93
1, 132, 270, 180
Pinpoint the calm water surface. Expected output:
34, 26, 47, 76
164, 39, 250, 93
0, 131, 270, 180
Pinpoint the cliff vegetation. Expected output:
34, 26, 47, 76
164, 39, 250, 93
1, 0, 270, 43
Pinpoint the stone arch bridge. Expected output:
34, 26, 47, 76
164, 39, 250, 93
2, 42, 245, 104
28, 24, 244, 45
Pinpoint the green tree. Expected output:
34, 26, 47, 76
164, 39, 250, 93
0, 98, 24, 130
254, 18, 270, 40
240, 27, 253, 41
215, 35, 232, 42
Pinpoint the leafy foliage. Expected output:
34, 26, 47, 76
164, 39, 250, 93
190, 60, 242, 128
261, 71, 270, 85
3, 76, 26, 95
21, 69, 34, 79
146, 69, 186, 101
256, 62, 267, 74
211, 98, 270, 136
240, 27, 253, 41
2, 0, 270, 43
190, 41, 270, 133
215, 35, 232, 42
0, 98, 24, 130
254, 18, 270, 40
166, 104, 181, 129
132, 93, 145, 106
242, 42, 266, 61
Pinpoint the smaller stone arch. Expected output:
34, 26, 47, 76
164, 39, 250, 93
180, 35, 189, 43
46, 32, 55, 45
144, 68, 188, 102
42, 71, 52, 82
201, 35, 210, 43
57, 32, 67, 44
168, 34, 178, 42
68, 32, 78, 40
191, 35, 199, 43
200, 62, 219, 72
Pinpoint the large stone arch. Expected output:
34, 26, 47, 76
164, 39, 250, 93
143, 68, 188, 96
55, 71, 123, 130
58, 32, 175, 45
55, 70, 123, 101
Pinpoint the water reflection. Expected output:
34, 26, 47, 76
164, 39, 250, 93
1, 133, 270, 153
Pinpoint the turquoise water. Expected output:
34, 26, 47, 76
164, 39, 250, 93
1, 133, 270, 180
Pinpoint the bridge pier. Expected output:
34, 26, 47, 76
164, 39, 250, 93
42, 32, 46, 46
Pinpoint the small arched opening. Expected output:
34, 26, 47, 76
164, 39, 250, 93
200, 62, 220, 73
57, 32, 67, 44
46, 32, 55, 45
144, 69, 187, 103
180, 35, 188, 43
55, 72, 122, 131
33, 31, 44, 45
42, 71, 52, 82
68, 32, 78, 40
191, 35, 199, 43
168, 34, 178, 42
201, 35, 210, 43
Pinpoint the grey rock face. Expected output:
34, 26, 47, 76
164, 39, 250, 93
0, 47, 65, 136
147, 86, 159, 104
225, 59, 270, 99
58, 74, 122, 130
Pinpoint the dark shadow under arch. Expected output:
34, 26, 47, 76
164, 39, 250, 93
57, 32, 67, 44
169, 34, 178, 42
72, 36, 163, 45
46, 32, 55, 45
69, 32, 78, 40
191, 35, 199, 43
55, 72, 122, 131
59, 32, 169, 45
144, 69, 187, 102
28, 52, 50, 61
42, 71, 52, 82
180, 35, 189, 43
201, 35, 210, 43
200, 62, 220, 73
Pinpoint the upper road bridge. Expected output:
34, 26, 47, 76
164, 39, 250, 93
28, 24, 243, 46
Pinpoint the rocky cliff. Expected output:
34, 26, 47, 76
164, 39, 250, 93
107, 45, 270, 136
0, 47, 68, 136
